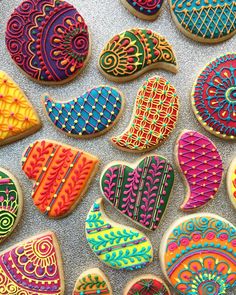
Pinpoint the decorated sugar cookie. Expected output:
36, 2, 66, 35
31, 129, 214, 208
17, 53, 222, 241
73, 268, 112, 295
176, 130, 223, 211
99, 29, 178, 83
169, 0, 236, 43
85, 198, 153, 270
112, 76, 179, 152
227, 156, 236, 210
100, 155, 174, 231
192, 53, 236, 140
0, 71, 41, 146
22, 140, 99, 218
6, 0, 90, 84
43, 86, 124, 138
160, 213, 236, 295
0, 231, 64, 294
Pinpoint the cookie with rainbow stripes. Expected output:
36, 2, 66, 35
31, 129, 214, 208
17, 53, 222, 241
227, 156, 236, 210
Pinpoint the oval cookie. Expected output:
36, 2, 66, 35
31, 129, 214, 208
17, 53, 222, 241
112, 76, 179, 152
160, 213, 236, 295
99, 29, 178, 83
227, 156, 236, 210
169, 0, 236, 43
43, 86, 124, 138
100, 155, 174, 231
85, 198, 153, 270
6, 0, 90, 84
192, 53, 236, 140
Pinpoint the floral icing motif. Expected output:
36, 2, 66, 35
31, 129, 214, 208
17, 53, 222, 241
192, 53, 236, 140
43, 86, 124, 137
177, 130, 223, 211
227, 156, 236, 210
160, 214, 236, 295
6, 0, 90, 84
170, 0, 236, 42
85, 198, 153, 270
0, 232, 64, 294
21, 140, 99, 218
101, 155, 174, 231
112, 76, 179, 152
99, 29, 178, 82
0, 71, 41, 146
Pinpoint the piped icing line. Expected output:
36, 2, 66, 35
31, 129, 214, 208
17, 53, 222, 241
176, 130, 223, 211
85, 198, 153, 270
227, 156, 236, 210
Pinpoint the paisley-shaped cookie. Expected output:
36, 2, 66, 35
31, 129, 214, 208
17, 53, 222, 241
0, 231, 64, 294
112, 76, 179, 152
100, 155, 174, 231
169, 0, 236, 43
176, 130, 223, 211
43, 86, 124, 138
0, 71, 41, 146
160, 213, 236, 295
227, 156, 236, 210
73, 268, 112, 295
22, 140, 99, 218
6, 0, 90, 84
99, 29, 178, 83
85, 198, 153, 270
192, 53, 236, 140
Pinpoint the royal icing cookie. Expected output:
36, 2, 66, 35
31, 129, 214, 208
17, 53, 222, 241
160, 213, 236, 295
85, 198, 153, 270
169, 0, 236, 43
176, 130, 223, 211
6, 0, 90, 84
43, 86, 124, 138
0, 71, 41, 146
192, 53, 236, 140
0, 231, 64, 294
98, 29, 178, 83
100, 155, 174, 231
73, 268, 112, 295
112, 76, 179, 152
22, 140, 99, 218
227, 156, 236, 210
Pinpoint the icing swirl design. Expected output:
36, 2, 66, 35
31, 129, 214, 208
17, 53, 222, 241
227, 156, 236, 210
6, 0, 90, 84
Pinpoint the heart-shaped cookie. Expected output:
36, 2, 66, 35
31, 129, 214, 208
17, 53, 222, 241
100, 155, 174, 231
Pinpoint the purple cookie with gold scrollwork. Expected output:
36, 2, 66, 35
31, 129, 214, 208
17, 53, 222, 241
5, 0, 90, 84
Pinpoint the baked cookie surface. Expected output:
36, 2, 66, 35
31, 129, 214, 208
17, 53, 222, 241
227, 156, 236, 210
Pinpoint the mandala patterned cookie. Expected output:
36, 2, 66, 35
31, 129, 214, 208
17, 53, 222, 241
85, 198, 153, 270
73, 268, 112, 295
43, 86, 124, 138
169, 0, 236, 43
0, 232, 64, 294
227, 156, 236, 210
22, 140, 99, 218
160, 213, 236, 295
99, 29, 178, 83
0, 71, 41, 146
100, 155, 174, 231
192, 53, 236, 140
6, 0, 90, 84
176, 130, 223, 211
112, 76, 179, 152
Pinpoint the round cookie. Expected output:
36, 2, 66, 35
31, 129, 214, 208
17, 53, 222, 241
192, 53, 236, 140
227, 156, 236, 210
169, 0, 236, 43
6, 0, 90, 84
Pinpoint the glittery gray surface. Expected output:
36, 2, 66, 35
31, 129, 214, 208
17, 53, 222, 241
0, 1, 236, 294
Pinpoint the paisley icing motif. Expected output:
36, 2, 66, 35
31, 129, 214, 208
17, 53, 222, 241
99, 29, 178, 82
100, 155, 174, 231
170, 0, 236, 42
227, 156, 236, 210
22, 140, 99, 218
0, 232, 64, 294
176, 130, 223, 211
6, 0, 90, 84
112, 76, 179, 152
192, 53, 236, 140
43, 86, 124, 138
85, 198, 153, 270
0, 71, 41, 146
160, 213, 236, 295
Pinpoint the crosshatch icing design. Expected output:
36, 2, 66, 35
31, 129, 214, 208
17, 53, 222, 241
122, 0, 164, 19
